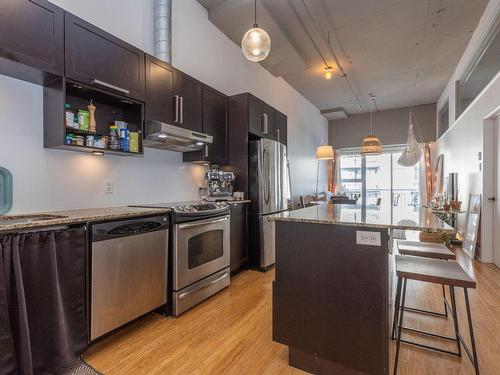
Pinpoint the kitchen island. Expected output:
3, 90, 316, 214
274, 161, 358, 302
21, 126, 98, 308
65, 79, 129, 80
270, 204, 453, 375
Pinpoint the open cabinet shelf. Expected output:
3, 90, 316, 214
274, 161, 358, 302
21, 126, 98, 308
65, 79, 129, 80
44, 78, 144, 156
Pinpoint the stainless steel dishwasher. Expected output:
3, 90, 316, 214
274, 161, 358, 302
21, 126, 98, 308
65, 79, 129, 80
90, 215, 169, 340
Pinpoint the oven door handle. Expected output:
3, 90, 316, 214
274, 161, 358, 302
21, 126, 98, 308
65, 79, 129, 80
178, 272, 229, 299
177, 215, 229, 229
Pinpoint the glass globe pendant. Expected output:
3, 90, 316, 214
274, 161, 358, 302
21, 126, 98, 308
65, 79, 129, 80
241, 0, 271, 62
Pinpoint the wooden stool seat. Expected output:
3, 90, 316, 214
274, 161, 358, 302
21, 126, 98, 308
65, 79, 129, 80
397, 240, 455, 260
396, 255, 476, 289
393, 255, 480, 375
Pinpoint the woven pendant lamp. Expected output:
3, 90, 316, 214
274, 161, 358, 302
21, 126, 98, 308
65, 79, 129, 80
361, 100, 382, 156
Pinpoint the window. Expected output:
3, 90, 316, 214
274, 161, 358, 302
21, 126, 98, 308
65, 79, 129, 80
457, 21, 500, 118
338, 150, 421, 209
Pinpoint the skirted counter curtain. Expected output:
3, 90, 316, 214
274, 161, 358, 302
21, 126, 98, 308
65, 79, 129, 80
0, 227, 87, 375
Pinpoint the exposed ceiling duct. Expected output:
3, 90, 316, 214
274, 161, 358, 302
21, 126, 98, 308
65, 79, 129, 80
154, 0, 172, 63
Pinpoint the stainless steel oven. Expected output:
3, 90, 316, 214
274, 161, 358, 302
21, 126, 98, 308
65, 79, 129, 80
171, 202, 231, 315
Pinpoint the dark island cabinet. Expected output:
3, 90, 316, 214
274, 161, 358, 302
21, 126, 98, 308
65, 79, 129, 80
230, 202, 249, 274
183, 85, 228, 164
174, 71, 203, 133
145, 54, 175, 124
0, 0, 64, 84
65, 13, 145, 101
275, 111, 287, 146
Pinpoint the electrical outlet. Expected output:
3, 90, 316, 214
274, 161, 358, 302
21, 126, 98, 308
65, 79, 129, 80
105, 180, 113, 194
356, 231, 381, 246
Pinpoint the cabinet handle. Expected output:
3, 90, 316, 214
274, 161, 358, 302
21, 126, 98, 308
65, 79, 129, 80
262, 113, 269, 134
174, 95, 180, 122
276, 129, 280, 142
179, 96, 184, 124
91, 79, 130, 95
204, 144, 209, 158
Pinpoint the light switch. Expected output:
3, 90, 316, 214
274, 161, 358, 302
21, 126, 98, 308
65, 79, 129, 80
105, 180, 113, 194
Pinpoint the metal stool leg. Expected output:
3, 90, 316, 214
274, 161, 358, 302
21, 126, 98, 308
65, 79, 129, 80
393, 278, 407, 375
464, 288, 480, 375
449, 286, 462, 356
391, 277, 403, 340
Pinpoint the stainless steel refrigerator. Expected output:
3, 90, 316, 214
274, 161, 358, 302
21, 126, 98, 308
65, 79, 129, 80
249, 139, 290, 270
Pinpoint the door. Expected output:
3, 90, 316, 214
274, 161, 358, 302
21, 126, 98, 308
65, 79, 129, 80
173, 215, 230, 290
202, 86, 228, 163
174, 71, 203, 132
65, 13, 145, 100
0, 0, 64, 77
258, 139, 280, 214
494, 116, 500, 268
230, 203, 248, 273
145, 54, 175, 124
276, 111, 288, 145
249, 94, 263, 136
262, 103, 276, 139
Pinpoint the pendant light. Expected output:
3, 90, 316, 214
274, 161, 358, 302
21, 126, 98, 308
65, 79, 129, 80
241, 0, 271, 62
360, 97, 382, 156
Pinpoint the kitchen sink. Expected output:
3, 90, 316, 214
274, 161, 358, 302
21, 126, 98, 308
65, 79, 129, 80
0, 214, 68, 225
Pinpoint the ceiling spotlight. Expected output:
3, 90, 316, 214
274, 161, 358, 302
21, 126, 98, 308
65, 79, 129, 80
324, 66, 333, 80
196, 141, 204, 146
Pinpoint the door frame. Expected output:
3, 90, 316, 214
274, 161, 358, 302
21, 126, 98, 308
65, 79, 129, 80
481, 104, 500, 264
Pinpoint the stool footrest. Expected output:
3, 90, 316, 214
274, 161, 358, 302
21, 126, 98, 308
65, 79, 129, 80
403, 306, 447, 317
398, 339, 461, 357
398, 326, 457, 341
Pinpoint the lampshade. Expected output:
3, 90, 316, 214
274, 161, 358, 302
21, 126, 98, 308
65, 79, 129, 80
316, 145, 334, 160
241, 27, 271, 62
360, 135, 382, 156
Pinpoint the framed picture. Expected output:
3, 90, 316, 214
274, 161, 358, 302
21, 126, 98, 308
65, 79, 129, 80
463, 194, 481, 258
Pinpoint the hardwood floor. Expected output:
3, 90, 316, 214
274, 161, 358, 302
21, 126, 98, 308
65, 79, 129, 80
85, 249, 500, 375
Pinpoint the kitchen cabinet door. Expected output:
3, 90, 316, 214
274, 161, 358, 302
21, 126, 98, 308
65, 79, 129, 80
0, 0, 64, 83
230, 202, 248, 274
276, 111, 288, 146
174, 71, 203, 132
248, 94, 263, 137
203, 86, 228, 164
261, 103, 276, 140
65, 13, 145, 101
145, 54, 175, 124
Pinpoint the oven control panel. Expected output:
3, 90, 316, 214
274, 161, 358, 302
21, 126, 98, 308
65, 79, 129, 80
172, 202, 228, 213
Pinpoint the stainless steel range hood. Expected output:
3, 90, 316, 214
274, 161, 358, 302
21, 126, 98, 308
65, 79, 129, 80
143, 120, 213, 152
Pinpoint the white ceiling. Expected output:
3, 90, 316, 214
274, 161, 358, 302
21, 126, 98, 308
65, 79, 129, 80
197, 0, 488, 115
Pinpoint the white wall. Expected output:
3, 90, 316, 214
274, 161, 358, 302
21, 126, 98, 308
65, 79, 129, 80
433, 0, 500, 260
0, 0, 327, 213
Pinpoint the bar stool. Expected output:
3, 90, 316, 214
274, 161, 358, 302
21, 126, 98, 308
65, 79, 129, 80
393, 255, 480, 375
391, 240, 455, 339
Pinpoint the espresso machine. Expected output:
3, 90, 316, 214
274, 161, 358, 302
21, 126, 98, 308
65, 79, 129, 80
205, 169, 235, 201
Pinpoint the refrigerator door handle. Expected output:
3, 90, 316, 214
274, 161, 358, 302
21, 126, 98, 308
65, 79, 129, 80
262, 147, 271, 204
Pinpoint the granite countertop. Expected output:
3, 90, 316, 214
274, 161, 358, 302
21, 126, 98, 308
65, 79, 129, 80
0, 206, 170, 233
269, 204, 454, 232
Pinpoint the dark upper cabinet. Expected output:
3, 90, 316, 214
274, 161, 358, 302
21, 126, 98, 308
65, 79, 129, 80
0, 0, 64, 84
174, 71, 203, 132
248, 94, 276, 139
145, 54, 175, 124
183, 85, 228, 164
229, 202, 248, 274
65, 13, 145, 101
248, 94, 263, 137
261, 102, 276, 140
275, 111, 288, 146
203, 86, 228, 164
